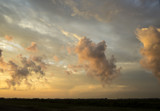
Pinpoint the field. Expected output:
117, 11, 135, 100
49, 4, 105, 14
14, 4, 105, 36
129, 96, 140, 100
0, 98, 160, 111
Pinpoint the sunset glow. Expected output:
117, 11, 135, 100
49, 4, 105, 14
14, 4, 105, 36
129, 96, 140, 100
0, 0, 160, 99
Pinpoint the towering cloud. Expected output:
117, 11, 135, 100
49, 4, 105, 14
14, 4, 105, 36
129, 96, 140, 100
26, 42, 38, 52
74, 37, 120, 84
136, 26, 160, 80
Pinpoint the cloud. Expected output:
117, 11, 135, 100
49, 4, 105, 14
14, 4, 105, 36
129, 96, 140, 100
0, 49, 2, 57
0, 50, 47, 88
5, 55, 46, 88
5, 35, 13, 41
62, 0, 120, 23
0, 49, 8, 71
136, 26, 160, 80
67, 47, 73, 55
26, 42, 38, 52
61, 29, 81, 40
53, 55, 59, 62
73, 37, 120, 84
3, 15, 13, 23
65, 64, 86, 75
30, 55, 47, 70
0, 40, 23, 52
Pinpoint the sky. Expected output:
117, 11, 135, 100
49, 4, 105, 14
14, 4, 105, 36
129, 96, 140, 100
0, 0, 160, 99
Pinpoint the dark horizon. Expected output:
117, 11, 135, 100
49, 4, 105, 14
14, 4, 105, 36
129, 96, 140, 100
0, 97, 160, 111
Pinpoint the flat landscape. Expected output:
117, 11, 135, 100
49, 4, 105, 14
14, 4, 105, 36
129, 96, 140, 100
0, 98, 160, 111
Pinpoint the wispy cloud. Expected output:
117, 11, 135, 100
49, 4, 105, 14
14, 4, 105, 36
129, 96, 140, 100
61, 0, 120, 22
60, 29, 81, 40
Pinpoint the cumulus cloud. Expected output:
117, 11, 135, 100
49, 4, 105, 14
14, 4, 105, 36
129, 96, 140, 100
6, 56, 46, 88
73, 37, 120, 84
136, 26, 160, 80
0, 50, 47, 88
26, 42, 38, 52
31, 56, 47, 69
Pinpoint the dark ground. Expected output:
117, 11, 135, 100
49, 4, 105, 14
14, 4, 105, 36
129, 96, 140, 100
0, 98, 160, 111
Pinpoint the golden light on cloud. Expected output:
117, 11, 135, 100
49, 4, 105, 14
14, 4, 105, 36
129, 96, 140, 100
61, 29, 81, 40
5, 35, 13, 41
69, 37, 121, 85
136, 26, 160, 80
141, 28, 160, 31
0, 46, 47, 89
26, 42, 38, 52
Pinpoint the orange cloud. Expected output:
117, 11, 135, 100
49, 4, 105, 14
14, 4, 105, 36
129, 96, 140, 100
73, 37, 120, 84
5, 35, 13, 41
136, 26, 160, 80
53, 55, 59, 62
26, 42, 38, 52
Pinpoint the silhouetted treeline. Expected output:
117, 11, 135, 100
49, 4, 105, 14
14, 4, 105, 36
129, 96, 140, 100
0, 98, 160, 109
